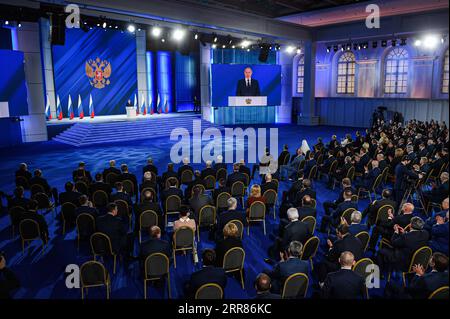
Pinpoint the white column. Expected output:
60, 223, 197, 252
13, 22, 48, 142
200, 43, 212, 122
277, 50, 294, 123
136, 30, 148, 108
40, 18, 57, 118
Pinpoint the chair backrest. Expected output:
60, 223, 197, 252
380, 167, 389, 182
407, 246, 433, 273
80, 260, 109, 288
351, 194, 359, 203
114, 200, 130, 219
93, 190, 109, 207
165, 195, 181, 212
308, 165, 318, 180
231, 181, 245, 197
30, 184, 45, 196
165, 177, 179, 190
140, 210, 158, 230
298, 160, 306, 171
242, 173, 250, 187
90, 232, 114, 256
19, 219, 41, 240
248, 201, 265, 220
203, 175, 216, 190
317, 154, 324, 165
355, 231, 370, 252
347, 166, 356, 180
283, 154, 291, 165
216, 192, 231, 211
189, 184, 206, 199
144, 253, 170, 279
428, 286, 449, 299
76, 213, 95, 238
33, 192, 51, 209
61, 202, 77, 222
216, 168, 228, 181
263, 189, 277, 206
300, 236, 319, 260
309, 198, 317, 209
375, 204, 394, 224
105, 173, 119, 186
75, 181, 89, 195
122, 180, 135, 196
371, 174, 383, 191
198, 205, 216, 228
301, 216, 316, 235
223, 247, 245, 271
140, 187, 156, 203
195, 283, 224, 299
329, 160, 338, 174
341, 208, 356, 224
282, 273, 309, 299
9, 206, 25, 226
228, 219, 244, 239
352, 258, 374, 278
173, 226, 195, 248
181, 170, 194, 184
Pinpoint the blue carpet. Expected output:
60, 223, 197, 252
0, 122, 391, 299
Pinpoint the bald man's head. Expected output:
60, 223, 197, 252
339, 251, 355, 268
255, 273, 271, 292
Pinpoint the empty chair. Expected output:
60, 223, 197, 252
197, 205, 216, 241
144, 253, 171, 299
247, 201, 266, 235
139, 210, 158, 243
300, 236, 320, 269
8, 206, 25, 238
90, 232, 118, 274
355, 231, 370, 253
61, 202, 77, 234
301, 216, 316, 235
231, 181, 245, 207
281, 273, 309, 299
172, 226, 195, 269
76, 213, 95, 250
263, 189, 278, 219
222, 247, 245, 289
216, 192, 231, 212
19, 219, 47, 254
195, 283, 224, 299
80, 260, 111, 299
428, 286, 449, 299
165, 195, 182, 227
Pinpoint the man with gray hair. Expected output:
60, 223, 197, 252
347, 211, 367, 235
201, 160, 216, 180
321, 251, 366, 299
265, 240, 310, 294
376, 216, 429, 274
143, 157, 158, 176
423, 171, 449, 208
214, 154, 227, 171
178, 157, 194, 184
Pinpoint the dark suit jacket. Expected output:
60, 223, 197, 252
281, 220, 310, 249
75, 205, 100, 218
189, 194, 213, 216
161, 187, 184, 206
140, 238, 171, 261
348, 223, 367, 236
29, 176, 51, 194
261, 181, 277, 195
89, 182, 112, 197
59, 191, 82, 206
213, 187, 231, 204
270, 257, 310, 294
215, 237, 243, 266
255, 291, 281, 299
7, 196, 31, 210
391, 230, 430, 270
187, 266, 228, 298
332, 200, 358, 219
178, 165, 194, 180
72, 169, 92, 183
327, 234, 363, 263
119, 173, 138, 195
297, 206, 316, 220
19, 210, 49, 240
226, 172, 247, 187
142, 164, 158, 176
236, 78, 261, 96
96, 213, 127, 253
367, 198, 397, 226
217, 210, 247, 233
201, 167, 217, 180
409, 271, 449, 299
110, 191, 133, 207
102, 167, 121, 182
0, 268, 21, 299
321, 269, 366, 299
303, 159, 317, 179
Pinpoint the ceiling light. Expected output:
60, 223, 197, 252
152, 27, 162, 37
127, 24, 136, 33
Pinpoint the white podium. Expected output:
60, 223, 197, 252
228, 96, 267, 107
126, 106, 136, 118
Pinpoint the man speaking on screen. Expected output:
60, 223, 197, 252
236, 67, 261, 96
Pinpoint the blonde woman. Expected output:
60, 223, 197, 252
215, 222, 243, 266
246, 184, 266, 217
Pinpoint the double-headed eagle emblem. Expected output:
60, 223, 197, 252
85, 57, 112, 89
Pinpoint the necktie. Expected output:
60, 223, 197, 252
247, 79, 250, 87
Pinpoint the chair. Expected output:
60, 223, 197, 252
301, 216, 316, 235
19, 219, 47, 254
80, 261, 111, 299
231, 181, 245, 207
195, 283, 223, 299
172, 226, 195, 269
247, 201, 266, 235
229, 219, 244, 239
355, 231, 370, 252
242, 173, 250, 188
30, 184, 45, 197
122, 180, 135, 199
263, 189, 278, 219
33, 192, 55, 214
90, 232, 118, 274
351, 194, 359, 203
8, 206, 25, 238
352, 258, 374, 299
139, 210, 158, 243
197, 205, 216, 241
380, 167, 389, 186
61, 202, 77, 235
223, 247, 245, 289
189, 184, 206, 200
92, 190, 109, 208
105, 173, 119, 186
332, 166, 355, 190
300, 236, 319, 269
374, 204, 395, 225
318, 160, 338, 182
402, 246, 432, 287
165, 195, 182, 227
341, 208, 357, 225
216, 168, 228, 182
216, 192, 231, 212
15, 176, 30, 189
181, 170, 194, 185
203, 175, 216, 191
357, 174, 383, 202
144, 253, 171, 299
307, 165, 318, 180
428, 286, 449, 299
297, 160, 306, 173
115, 199, 132, 231
165, 177, 179, 190
75, 181, 89, 195
76, 213, 95, 250
281, 273, 309, 299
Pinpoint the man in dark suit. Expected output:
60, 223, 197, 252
142, 157, 158, 176
89, 173, 112, 199
294, 179, 316, 206
74, 195, 100, 218
408, 252, 449, 299
377, 216, 429, 273
0, 254, 21, 299
356, 160, 381, 190
140, 226, 171, 263
178, 157, 194, 183
213, 155, 227, 171
363, 189, 397, 226
297, 195, 316, 220
423, 172, 449, 207
161, 163, 178, 189
346, 211, 367, 235
267, 241, 310, 294
238, 159, 251, 180
213, 178, 230, 206
189, 186, 213, 217
59, 182, 82, 207
72, 162, 92, 184
102, 160, 121, 185
226, 163, 247, 187
185, 249, 227, 298
119, 164, 138, 201
15, 163, 32, 187
394, 156, 421, 206
261, 174, 277, 194
323, 178, 355, 217
254, 273, 281, 299
317, 224, 363, 283
303, 152, 317, 180
216, 197, 247, 240
236, 67, 260, 96
110, 182, 133, 208
96, 203, 131, 256
200, 160, 216, 180
321, 251, 366, 299
320, 189, 357, 233
7, 186, 31, 210
29, 169, 58, 203
134, 190, 163, 230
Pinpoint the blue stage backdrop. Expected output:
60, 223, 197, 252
0, 49, 28, 116
52, 28, 137, 116
211, 64, 281, 106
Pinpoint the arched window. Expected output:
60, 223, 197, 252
442, 48, 449, 94
384, 48, 408, 94
297, 55, 304, 94
336, 52, 355, 94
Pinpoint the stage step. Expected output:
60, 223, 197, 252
52, 115, 223, 147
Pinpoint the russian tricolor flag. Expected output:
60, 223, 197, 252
68, 95, 74, 120
45, 94, 52, 120
89, 94, 94, 118
78, 95, 84, 119
56, 95, 63, 120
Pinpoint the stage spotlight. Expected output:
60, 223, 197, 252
161, 38, 166, 43
194, 33, 199, 40
381, 40, 387, 47
127, 24, 136, 33
340, 46, 344, 51
172, 28, 185, 41
152, 26, 162, 37
372, 41, 378, 48
326, 46, 331, 53
18, 22, 22, 28
296, 48, 301, 54
240, 39, 250, 48
102, 21, 107, 28
232, 45, 236, 49
246, 48, 250, 52
212, 44, 217, 49
285, 46, 295, 53
5, 21, 9, 25
346, 43, 351, 51
212, 33, 218, 43
414, 39, 422, 47
423, 35, 439, 49
222, 44, 226, 48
